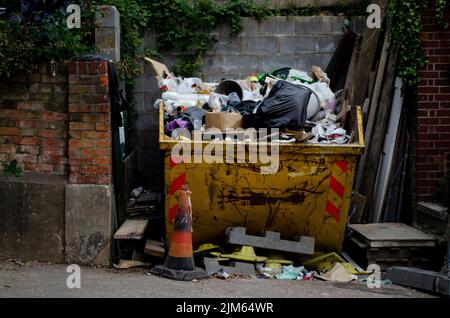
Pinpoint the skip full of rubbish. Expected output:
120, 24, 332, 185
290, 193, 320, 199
145, 57, 352, 145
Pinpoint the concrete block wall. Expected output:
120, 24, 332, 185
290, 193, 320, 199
0, 63, 69, 174
134, 16, 364, 188
414, 9, 450, 202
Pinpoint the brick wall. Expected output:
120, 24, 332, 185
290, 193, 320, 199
68, 61, 112, 185
0, 63, 69, 174
0, 61, 113, 186
415, 9, 450, 202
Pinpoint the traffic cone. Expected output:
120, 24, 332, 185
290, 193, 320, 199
151, 185, 208, 281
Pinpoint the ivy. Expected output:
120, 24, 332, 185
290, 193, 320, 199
388, 0, 449, 87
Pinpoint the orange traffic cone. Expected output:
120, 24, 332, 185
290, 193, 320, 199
152, 185, 208, 281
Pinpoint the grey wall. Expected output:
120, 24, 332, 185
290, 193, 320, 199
133, 16, 365, 188
0, 174, 66, 263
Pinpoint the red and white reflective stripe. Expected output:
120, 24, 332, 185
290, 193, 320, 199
168, 157, 185, 222
325, 161, 349, 222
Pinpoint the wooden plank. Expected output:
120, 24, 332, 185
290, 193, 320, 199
354, 32, 391, 193
350, 25, 383, 106
349, 192, 366, 224
343, 36, 360, 104
352, 0, 388, 100
372, 78, 404, 222
123, 150, 136, 204
114, 219, 149, 240
361, 49, 398, 221
144, 239, 165, 258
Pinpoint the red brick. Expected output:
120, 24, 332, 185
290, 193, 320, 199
96, 175, 111, 185
69, 157, 95, 166
98, 62, 108, 75
418, 86, 439, 94
91, 148, 110, 157
39, 130, 66, 138
69, 122, 95, 131
81, 131, 109, 139
23, 162, 39, 172
52, 165, 67, 174
417, 117, 440, 125
99, 75, 108, 87
95, 157, 111, 165
80, 165, 97, 175
0, 144, 15, 154
68, 62, 77, 75
41, 138, 65, 149
95, 123, 108, 131
18, 120, 42, 129
69, 131, 82, 139
95, 104, 110, 113
19, 145, 39, 155
417, 133, 440, 140
14, 154, 37, 163
435, 140, 450, 148
422, 40, 440, 48
19, 137, 39, 145
436, 109, 450, 116
433, 48, 450, 55
71, 175, 97, 184
70, 84, 96, 94
69, 139, 94, 148
435, 79, 450, 86
78, 62, 88, 74
0, 127, 21, 136
17, 102, 43, 110
96, 140, 111, 148
82, 94, 109, 104
43, 112, 67, 121
436, 126, 450, 132
95, 165, 111, 175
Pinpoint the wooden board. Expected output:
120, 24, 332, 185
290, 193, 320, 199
144, 239, 165, 258
362, 50, 398, 221
349, 223, 436, 248
350, 0, 388, 107
349, 192, 366, 224
114, 219, 149, 240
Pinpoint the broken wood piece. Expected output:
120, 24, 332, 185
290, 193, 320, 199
349, 192, 366, 224
144, 239, 165, 258
113, 259, 151, 269
114, 219, 149, 240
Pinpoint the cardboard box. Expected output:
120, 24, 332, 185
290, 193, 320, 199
205, 112, 243, 131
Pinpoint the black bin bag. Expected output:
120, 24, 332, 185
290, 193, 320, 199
244, 80, 311, 130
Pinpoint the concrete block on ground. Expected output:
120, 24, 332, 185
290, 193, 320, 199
226, 227, 315, 255
203, 258, 256, 276
65, 184, 114, 266
386, 267, 450, 296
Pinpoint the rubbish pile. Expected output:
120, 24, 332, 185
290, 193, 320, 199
192, 234, 371, 282
146, 57, 353, 145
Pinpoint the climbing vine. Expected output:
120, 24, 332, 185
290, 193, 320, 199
388, 0, 449, 87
